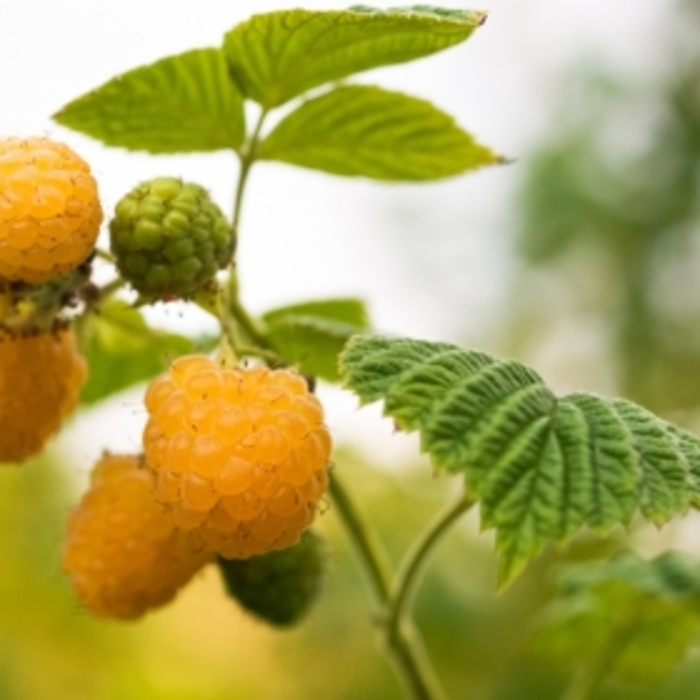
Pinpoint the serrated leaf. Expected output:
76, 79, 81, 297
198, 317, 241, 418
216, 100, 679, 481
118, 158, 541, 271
263, 299, 370, 382
80, 300, 215, 405
259, 85, 500, 180
532, 551, 700, 684
339, 336, 700, 587
223, 7, 485, 108
54, 48, 245, 153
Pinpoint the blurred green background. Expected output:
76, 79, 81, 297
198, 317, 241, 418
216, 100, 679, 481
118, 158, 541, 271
5, 0, 700, 698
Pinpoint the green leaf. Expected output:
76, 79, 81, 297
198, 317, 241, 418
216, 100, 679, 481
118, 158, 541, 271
54, 48, 245, 153
259, 85, 500, 181
263, 298, 370, 329
532, 551, 700, 684
223, 7, 486, 108
262, 298, 370, 382
339, 336, 700, 587
80, 300, 215, 405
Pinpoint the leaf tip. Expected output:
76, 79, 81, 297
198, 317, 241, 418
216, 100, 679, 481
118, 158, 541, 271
494, 565, 520, 594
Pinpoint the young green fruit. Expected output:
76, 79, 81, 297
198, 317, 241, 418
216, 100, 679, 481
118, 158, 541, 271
217, 530, 326, 627
109, 177, 232, 298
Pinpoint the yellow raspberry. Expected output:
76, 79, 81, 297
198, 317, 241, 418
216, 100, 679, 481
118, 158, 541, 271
143, 356, 332, 560
0, 136, 103, 284
0, 327, 87, 463
62, 453, 212, 620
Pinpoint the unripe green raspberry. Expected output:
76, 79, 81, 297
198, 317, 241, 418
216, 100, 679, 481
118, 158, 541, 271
109, 177, 233, 297
217, 530, 326, 627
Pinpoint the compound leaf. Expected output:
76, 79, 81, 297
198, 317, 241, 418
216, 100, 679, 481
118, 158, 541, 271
339, 336, 700, 586
224, 6, 485, 107
259, 85, 501, 180
54, 48, 245, 153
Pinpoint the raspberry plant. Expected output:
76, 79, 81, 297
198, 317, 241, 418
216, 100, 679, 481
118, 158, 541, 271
2, 5, 700, 700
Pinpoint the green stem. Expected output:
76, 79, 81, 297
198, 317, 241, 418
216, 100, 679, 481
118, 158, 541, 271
94, 247, 116, 264
329, 473, 393, 606
236, 345, 284, 365
232, 108, 268, 253
560, 613, 641, 700
193, 283, 282, 364
228, 287, 271, 349
329, 473, 453, 700
387, 491, 476, 650
192, 283, 244, 354
98, 277, 126, 301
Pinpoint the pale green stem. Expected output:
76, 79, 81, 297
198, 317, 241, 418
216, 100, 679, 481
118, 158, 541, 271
228, 286, 271, 349
232, 108, 268, 253
328, 472, 393, 605
98, 277, 126, 300
329, 473, 456, 700
386, 491, 476, 664
94, 247, 116, 264
193, 283, 281, 364
192, 283, 243, 354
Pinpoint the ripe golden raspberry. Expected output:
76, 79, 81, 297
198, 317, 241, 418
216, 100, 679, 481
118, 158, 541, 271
0, 136, 103, 284
143, 356, 331, 560
0, 327, 87, 463
62, 453, 212, 620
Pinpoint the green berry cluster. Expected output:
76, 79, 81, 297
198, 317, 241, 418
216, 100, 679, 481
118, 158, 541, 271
109, 177, 233, 298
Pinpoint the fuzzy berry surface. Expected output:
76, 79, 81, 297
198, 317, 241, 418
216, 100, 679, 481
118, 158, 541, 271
0, 327, 87, 463
0, 137, 103, 284
62, 453, 212, 620
218, 530, 326, 627
109, 177, 233, 298
143, 356, 331, 559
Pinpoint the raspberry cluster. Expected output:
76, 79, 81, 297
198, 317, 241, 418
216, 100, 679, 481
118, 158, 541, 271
0, 139, 333, 624
61, 356, 332, 620
0, 136, 102, 284
143, 355, 331, 559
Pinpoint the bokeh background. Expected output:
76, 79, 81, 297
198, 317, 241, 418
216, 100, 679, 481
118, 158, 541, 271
2, 0, 700, 698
